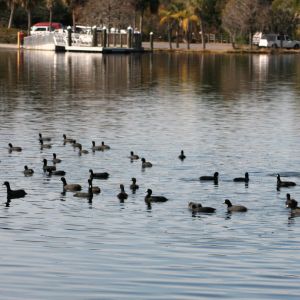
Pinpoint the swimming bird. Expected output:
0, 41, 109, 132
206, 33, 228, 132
286, 199, 300, 214
277, 174, 296, 188
23, 165, 34, 176
145, 189, 168, 203
52, 153, 62, 163
129, 151, 139, 160
89, 169, 109, 180
178, 150, 186, 160
8, 143, 22, 152
61, 177, 82, 192
286, 193, 295, 207
47, 169, 66, 176
88, 178, 101, 194
74, 181, 93, 200
199, 172, 219, 184
99, 141, 110, 150
40, 140, 52, 149
39, 133, 51, 142
3, 181, 27, 199
233, 172, 249, 183
224, 199, 247, 212
78, 145, 89, 155
91, 141, 102, 151
43, 159, 56, 172
141, 158, 152, 168
117, 184, 128, 201
188, 202, 216, 213
130, 177, 139, 191
72, 140, 82, 149
63, 134, 75, 144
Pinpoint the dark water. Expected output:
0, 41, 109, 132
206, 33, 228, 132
0, 49, 300, 299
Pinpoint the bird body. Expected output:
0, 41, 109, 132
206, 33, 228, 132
178, 150, 186, 160
277, 174, 296, 188
141, 158, 152, 168
78, 145, 89, 155
118, 184, 128, 201
40, 140, 52, 149
89, 169, 109, 180
72, 140, 82, 149
74, 181, 93, 200
61, 177, 82, 192
23, 165, 34, 176
39, 133, 51, 142
63, 134, 75, 144
145, 189, 168, 203
52, 153, 62, 163
47, 169, 66, 176
188, 202, 216, 213
129, 151, 139, 160
200, 172, 219, 181
224, 199, 247, 212
43, 159, 56, 172
286, 199, 300, 214
3, 181, 27, 199
8, 143, 22, 152
233, 172, 249, 183
130, 178, 139, 191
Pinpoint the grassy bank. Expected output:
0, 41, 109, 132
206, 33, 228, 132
0, 27, 19, 44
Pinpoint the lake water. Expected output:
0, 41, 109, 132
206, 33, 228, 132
0, 49, 300, 299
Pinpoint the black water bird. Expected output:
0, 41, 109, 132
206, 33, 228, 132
178, 150, 186, 160
61, 177, 82, 192
199, 172, 219, 184
89, 169, 109, 180
130, 177, 139, 192
129, 151, 139, 160
145, 189, 168, 203
8, 143, 22, 152
3, 181, 27, 199
43, 158, 56, 172
23, 165, 34, 176
233, 172, 249, 183
188, 202, 215, 213
39, 133, 51, 142
286, 199, 300, 215
117, 184, 128, 201
277, 174, 296, 188
141, 158, 152, 168
224, 199, 247, 212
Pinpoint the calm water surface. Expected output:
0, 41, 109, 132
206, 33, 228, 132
0, 50, 300, 299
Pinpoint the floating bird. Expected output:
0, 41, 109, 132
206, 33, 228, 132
286, 193, 295, 207
74, 180, 93, 200
129, 151, 139, 160
40, 140, 52, 149
52, 153, 62, 163
88, 178, 101, 194
145, 189, 168, 203
47, 169, 66, 176
199, 172, 219, 184
89, 169, 109, 180
3, 181, 27, 199
42, 159, 56, 172
233, 172, 249, 183
61, 177, 82, 192
78, 145, 89, 155
178, 150, 186, 160
8, 143, 22, 152
72, 140, 82, 149
277, 174, 296, 188
39, 133, 51, 142
91, 141, 102, 151
188, 202, 216, 213
99, 141, 110, 151
117, 184, 128, 201
23, 165, 34, 176
130, 177, 139, 191
141, 158, 152, 168
224, 199, 247, 212
286, 199, 300, 214
63, 134, 75, 144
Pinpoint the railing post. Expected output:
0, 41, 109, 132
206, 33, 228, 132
150, 32, 154, 52
67, 26, 72, 47
92, 25, 98, 47
102, 26, 107, 48
127, 26, 133, 48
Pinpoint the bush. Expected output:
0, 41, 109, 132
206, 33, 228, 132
0, 27, 19, 44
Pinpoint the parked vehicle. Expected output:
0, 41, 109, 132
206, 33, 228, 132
258, 33, 300, 49
252, 32, 262, 46
30, 22, 63, 35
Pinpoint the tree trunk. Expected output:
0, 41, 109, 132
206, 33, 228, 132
168, 22, 172, 50
139, 10, 144, 40
8, 2, 15, 29
231, 33, 236, 49
176, 24, 179, 48
27, 9, 32, 35
49, 8, 53, 31
199, 18, 206, 50
186, 22, 190, 50
72, 9, 76, 32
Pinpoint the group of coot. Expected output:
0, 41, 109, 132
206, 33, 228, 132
3, 134, 300, 215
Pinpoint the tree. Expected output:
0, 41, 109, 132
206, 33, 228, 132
159, 5, 175, 49
63, 0, 86, 30
20, 0, 40, 34
46, 0, 54, 28
6, 0, 19, 28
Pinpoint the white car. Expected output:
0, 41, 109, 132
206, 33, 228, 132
259, 34, 300, 49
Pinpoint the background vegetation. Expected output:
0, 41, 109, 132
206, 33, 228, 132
0, 0, 299, 47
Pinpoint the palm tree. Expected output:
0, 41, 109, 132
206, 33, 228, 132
46, 0, 55, 29
190, 0, 206, 49
130, 0, 160, 39
173, 5, 199, 49
20, 0, 39, 34
159, 7, 174, 49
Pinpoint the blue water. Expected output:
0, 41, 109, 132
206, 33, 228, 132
0, 50, 300, 299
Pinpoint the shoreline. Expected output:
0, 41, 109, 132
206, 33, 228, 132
1, 41, 300, 54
